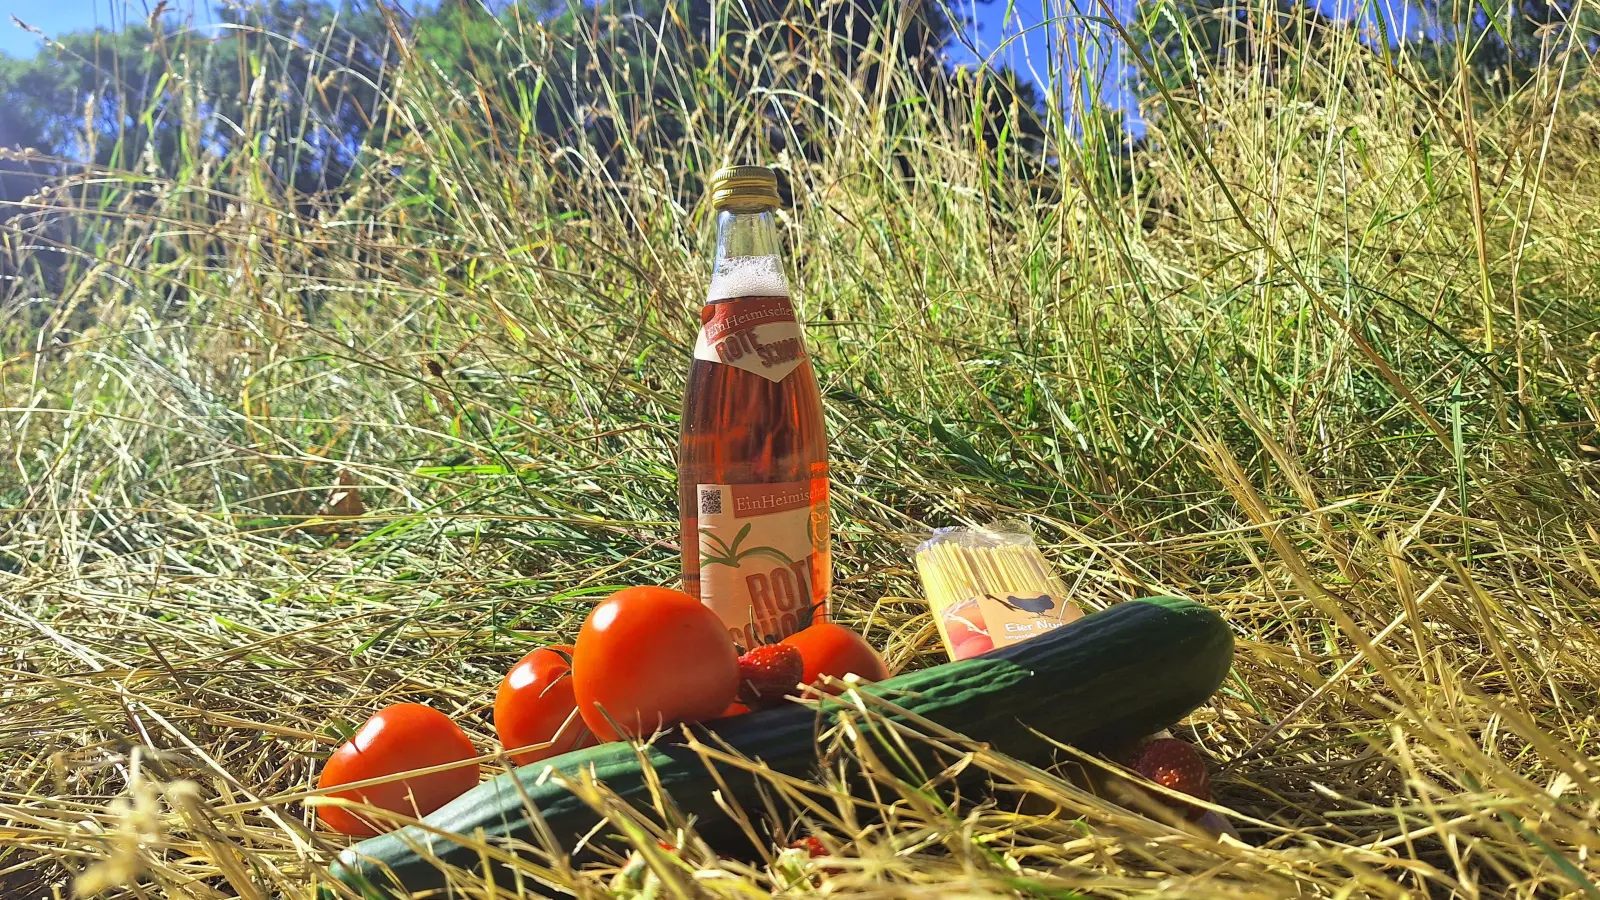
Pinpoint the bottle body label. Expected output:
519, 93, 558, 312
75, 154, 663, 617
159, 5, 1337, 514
692, 296, 807, 383
695, 479, 825, 647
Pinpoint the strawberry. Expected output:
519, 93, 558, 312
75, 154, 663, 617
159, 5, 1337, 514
786, 835, 842, 878
789, 835, 826, 858
1125, 738, 1212, 820
736, 643, 803, 709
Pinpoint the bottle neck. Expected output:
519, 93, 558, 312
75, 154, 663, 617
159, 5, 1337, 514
714, 208, 782, 259
708, 208, 790, 304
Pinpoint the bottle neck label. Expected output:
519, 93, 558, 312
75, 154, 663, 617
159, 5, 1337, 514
693, 295, 807, 383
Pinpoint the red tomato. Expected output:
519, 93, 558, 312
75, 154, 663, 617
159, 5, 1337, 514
571, 586, 739, 741
781, 622, 890, 691
494, 645, 597, 766
316, 703, 479, 837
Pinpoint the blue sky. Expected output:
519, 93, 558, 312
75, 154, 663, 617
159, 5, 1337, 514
3, 1, 209, 56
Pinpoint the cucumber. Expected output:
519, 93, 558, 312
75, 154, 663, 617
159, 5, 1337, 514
329, 596, 1232, 897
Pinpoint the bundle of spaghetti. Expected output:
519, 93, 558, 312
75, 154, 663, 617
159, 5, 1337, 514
913, 525, 1071, 618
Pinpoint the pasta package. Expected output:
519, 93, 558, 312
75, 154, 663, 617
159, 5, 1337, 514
912, 523, 1083, 660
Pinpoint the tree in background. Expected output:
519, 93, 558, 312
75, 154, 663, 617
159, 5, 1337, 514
1412, 0, 1600, 93
0, 2, 403, 303
2, 0, 1014, 212
401, 0, 992, 193
0, 2, 397, 207
2, 0, 1056, 295
1129, 0, 1598, 98
5, 0, 1596, 205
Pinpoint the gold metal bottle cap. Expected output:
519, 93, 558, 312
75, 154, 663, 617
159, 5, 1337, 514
709, 165, 782, 211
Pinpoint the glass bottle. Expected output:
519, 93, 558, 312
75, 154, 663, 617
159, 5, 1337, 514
678, 165, 830, 649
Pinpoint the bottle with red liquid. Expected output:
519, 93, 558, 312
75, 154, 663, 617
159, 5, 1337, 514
679, 166, 830, 650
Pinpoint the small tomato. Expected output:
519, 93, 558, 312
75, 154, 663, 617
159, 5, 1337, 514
494, 645, 597, 765
781, 622, 890, 691
572, 586, 739, 740
316, 703, 479, 837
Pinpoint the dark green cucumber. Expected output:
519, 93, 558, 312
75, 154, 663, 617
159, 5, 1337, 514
329, 596, 1232, 897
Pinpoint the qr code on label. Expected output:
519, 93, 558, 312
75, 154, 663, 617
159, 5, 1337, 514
699, 488, 723, 516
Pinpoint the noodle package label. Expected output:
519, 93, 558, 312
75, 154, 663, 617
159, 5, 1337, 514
913, 524, 1084, 661
941, 592, 1078, 659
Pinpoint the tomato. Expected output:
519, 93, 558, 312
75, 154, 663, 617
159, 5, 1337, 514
316, 703, 480, 837
781, 622, 890, 691
571, 586, 739, 741
494, 645, 597, 765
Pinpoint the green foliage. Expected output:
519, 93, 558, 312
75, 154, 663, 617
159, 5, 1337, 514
1, 0, 986, 214
1415, 0, 1600, 91
0, 3, 395, 197
1130, 0, 1600, 98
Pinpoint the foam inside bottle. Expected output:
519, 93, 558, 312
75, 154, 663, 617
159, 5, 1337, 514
708, 256, 790, 302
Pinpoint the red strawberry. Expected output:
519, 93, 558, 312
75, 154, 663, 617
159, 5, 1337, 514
1126, 738, 1212, 819
787, 835, 842, 877
789, 835, 826, 858
736, 643, 803, 709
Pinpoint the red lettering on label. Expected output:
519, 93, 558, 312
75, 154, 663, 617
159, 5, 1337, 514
745, 571, 774, 622
701, 297, 797, 343
770, 567, 797, 612
695, 296, 809, 383
758, 336, 803, 368
717, 329, 763, 362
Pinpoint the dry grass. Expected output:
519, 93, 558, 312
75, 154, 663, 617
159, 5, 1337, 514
4, 0, 1600, 896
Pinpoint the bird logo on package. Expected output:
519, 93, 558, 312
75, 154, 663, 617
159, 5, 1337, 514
976, 592, 1069, 648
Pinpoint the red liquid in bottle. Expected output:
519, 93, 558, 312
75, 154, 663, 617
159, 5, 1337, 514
679, 252, 830, 649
